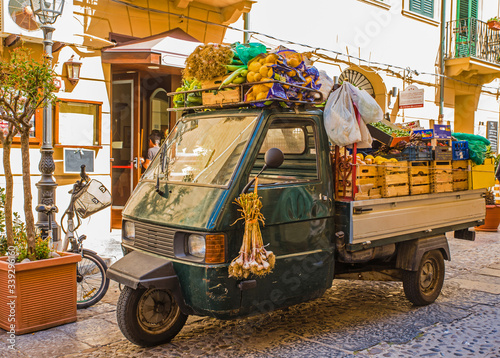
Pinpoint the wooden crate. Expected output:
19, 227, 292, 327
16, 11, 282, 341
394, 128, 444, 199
452, 160, 469, 192
201, 76, 241, 105
337, 164, 382, 200
409, 161, 430, 195
380, 161, 409, 197
431, 161, 453, 193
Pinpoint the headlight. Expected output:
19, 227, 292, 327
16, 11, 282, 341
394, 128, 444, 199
123, 221, 135, 242
187, 234, 205, 258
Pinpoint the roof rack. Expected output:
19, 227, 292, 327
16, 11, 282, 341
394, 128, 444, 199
166, 80, 324, 112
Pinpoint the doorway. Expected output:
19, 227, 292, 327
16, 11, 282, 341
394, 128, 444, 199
111, 79, 140, 228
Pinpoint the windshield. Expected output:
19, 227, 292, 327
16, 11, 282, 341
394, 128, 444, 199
143, 114, 258, 187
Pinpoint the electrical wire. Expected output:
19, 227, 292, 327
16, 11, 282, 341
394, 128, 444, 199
108, 0, 500, 94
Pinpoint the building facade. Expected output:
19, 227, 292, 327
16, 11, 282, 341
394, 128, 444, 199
0, 0, 253, 251
226, 0, 500, 145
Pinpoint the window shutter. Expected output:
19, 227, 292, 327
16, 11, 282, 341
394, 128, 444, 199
410, 0, 434, 18
457, 0, 478, 19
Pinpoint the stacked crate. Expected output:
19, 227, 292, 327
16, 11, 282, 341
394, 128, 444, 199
380, 161, 409, 197
337, 164, 382, 200
409, 162, 431, 195
431, 161, 453, 193
452, 160, 469, 191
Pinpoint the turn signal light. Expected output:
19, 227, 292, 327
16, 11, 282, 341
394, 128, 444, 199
205, 234, 225, 264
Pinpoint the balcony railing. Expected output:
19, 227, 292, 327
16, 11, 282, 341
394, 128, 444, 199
445, 18, 500, 65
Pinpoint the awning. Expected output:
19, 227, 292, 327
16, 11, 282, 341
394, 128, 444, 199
102, 28, 202, 70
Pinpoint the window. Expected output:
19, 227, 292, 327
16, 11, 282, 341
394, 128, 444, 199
150, 89, 170, 137
0, 108, 43, 145
54, 100, 102, 148
252, 118, 318, 185
410, 0, 434, 18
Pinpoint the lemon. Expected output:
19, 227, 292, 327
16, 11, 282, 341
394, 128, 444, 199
246, 71, 256, 82
259, 65, 270, 77
248, 61, 262, 72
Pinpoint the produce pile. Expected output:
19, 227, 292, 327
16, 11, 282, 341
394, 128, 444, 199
370, 122, 411, 138
179, 42, 322, 106
173, 79, 202, 107
374, 131, 430, 158
228, 182, 275, 279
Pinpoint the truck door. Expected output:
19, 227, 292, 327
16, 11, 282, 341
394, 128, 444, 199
241, 115, 335, 312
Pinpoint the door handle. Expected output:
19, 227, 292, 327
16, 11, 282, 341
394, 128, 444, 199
132, 157, 139, 169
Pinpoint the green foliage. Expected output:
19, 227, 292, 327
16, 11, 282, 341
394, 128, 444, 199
0, 187, 51, 262
488, 16, 499, 22
0, 46, 57, 130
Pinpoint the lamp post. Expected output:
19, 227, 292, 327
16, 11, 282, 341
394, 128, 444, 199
30, 0, 65, 240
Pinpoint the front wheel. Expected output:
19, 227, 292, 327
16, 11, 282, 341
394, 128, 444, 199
402, 250, 445, 306
76, 249, 110, 309
116, 286, 188, 347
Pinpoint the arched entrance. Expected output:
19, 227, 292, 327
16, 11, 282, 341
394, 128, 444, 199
339, 65, 387, 114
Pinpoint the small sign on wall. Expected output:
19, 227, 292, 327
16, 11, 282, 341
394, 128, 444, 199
64, 149, 95, 173
487, 121, 498, 153
399, 85, 424, 109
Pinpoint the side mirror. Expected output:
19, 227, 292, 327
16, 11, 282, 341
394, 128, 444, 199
264, 147, 284, 169
242, 147, 284, 194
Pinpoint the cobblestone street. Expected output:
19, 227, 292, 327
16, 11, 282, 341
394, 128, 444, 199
1, 231, 499, 358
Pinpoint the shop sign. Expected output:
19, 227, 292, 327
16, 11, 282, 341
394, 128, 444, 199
399, 85, 424, 109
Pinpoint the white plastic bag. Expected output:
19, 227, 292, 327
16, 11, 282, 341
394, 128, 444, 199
324, 86, 361, 147
356, 118, 373, 149
345, 82, 383, 124
315, 70, 334, 102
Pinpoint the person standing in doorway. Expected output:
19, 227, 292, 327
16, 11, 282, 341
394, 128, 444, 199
141, 130, 162, 169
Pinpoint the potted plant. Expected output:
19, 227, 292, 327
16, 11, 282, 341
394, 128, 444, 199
487, 16, 500, 30
0, 48, 81, 334
476, 188, 500, 231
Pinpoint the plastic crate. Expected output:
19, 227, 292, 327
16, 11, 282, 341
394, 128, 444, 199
452, 141, 469, 160
384, 145, 432, 161
404, 145, 433, 161
434, 146, 452, 160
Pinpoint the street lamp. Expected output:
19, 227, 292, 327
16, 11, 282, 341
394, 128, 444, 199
31, 0, 65, 241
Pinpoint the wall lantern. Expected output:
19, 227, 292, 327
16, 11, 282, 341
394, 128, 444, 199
65, 56, 82, 85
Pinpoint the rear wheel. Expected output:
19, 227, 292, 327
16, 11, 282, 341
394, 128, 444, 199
77, 249, 110, 309
116, 286, 188, 347
402, 250, 445, 306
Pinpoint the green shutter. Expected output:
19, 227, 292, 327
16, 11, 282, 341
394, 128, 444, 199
457, 0, 478, 19
410, 0, 434, 18
455, 0, 479, 58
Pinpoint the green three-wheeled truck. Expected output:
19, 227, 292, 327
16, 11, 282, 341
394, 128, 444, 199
107, 92, 485, 347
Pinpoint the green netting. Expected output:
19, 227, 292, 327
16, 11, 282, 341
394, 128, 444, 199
453, 132, 490, 165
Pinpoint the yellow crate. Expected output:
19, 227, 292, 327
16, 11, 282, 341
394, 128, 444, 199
469, 158, 496, 189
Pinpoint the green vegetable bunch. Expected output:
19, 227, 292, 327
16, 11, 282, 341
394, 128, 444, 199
173, 79, 202, 108
370, 122, 410, 137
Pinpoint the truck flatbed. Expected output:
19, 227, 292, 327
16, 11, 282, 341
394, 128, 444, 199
335, 189, 485, 251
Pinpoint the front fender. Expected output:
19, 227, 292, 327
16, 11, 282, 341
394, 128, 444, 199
106, 250, 193, 314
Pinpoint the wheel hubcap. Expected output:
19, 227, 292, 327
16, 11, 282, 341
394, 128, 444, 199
137, 289, 178, 334
420, 260, 437, 293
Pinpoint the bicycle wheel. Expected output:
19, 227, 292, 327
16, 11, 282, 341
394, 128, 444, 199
76, 249, 110, 309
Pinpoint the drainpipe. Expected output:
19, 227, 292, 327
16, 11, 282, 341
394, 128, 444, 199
243, 12, 250, 44
439, 0, 446, 123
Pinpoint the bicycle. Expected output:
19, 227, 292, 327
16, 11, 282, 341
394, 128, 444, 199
36, 165, 112, 309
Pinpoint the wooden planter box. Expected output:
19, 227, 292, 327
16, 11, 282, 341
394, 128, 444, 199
488, 21, 500, 30
0, 252, 81, 334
